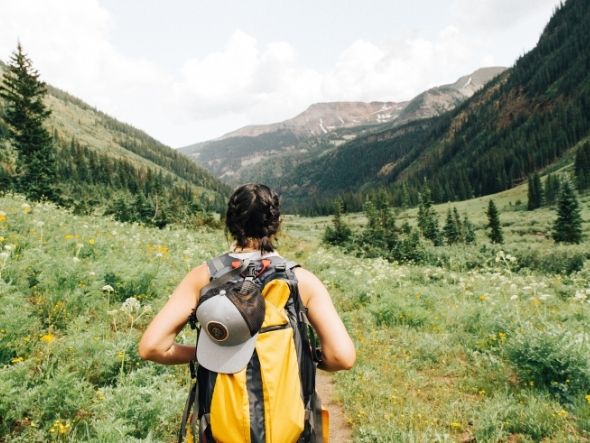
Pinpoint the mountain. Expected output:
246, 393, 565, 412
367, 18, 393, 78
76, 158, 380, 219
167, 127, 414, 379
0, 59, 229, 221
221, 101, 407, 139
392, 67, 506, 127
180, 67, 504, 186
279, 0, 590, 214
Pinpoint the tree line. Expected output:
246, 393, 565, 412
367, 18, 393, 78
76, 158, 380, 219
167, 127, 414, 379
324, 179, 584, 265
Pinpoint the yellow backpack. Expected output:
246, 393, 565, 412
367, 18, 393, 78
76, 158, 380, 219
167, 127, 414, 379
179, 254, 328, 443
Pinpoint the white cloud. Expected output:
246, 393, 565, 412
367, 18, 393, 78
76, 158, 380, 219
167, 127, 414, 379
321, 26, 477, 102
171, 30, 322, 128
0, 0, 565, 146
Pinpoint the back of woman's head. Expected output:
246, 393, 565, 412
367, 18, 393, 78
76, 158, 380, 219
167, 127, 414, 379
226, 183, 281, 253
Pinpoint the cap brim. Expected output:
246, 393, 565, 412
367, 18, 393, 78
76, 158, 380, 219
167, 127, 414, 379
197, 331, 258, 374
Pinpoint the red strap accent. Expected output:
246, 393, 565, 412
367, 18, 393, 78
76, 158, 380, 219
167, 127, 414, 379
231, 260, 241, 269
257, 259, 271, 277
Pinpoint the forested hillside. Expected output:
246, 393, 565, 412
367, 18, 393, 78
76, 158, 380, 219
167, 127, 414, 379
0, 59, 229, 224
282, 0, 590, 214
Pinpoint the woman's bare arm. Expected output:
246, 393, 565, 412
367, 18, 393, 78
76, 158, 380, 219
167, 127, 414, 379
138, 263, 210, 364
294, 267, 356, 371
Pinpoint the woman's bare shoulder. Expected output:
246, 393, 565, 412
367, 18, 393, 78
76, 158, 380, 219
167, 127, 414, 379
292, 266, 329, 306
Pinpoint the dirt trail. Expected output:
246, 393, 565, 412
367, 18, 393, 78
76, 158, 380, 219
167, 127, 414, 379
316, 371, 353, 442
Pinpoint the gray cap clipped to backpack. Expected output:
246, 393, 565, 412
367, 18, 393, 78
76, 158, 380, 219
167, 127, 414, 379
196, 271, 266, 374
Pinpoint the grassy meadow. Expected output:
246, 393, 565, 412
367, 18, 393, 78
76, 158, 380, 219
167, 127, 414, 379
1, 182, 590, 441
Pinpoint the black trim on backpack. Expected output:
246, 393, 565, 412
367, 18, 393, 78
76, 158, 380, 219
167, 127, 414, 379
247, 350, 266, 443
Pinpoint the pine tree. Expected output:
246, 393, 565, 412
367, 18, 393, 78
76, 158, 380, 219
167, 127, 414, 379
417, 185, 442, 246
463, 214, 476, 244
527, 173, 543, 210
443, 208, 460, 244
552, 180, 583, 243
323, 198, 352, 246
0, 43, 59, 201
379, 206, 398, 250
486, 200, 503, 244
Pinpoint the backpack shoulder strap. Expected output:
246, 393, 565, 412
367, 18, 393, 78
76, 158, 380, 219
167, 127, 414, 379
207, 253, 234, 280
286, 260, 300, 271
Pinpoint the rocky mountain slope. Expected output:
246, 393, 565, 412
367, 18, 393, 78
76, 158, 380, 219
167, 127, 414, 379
180, 67, 504, 187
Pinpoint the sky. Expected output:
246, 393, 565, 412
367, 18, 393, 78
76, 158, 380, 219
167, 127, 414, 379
0, 0, 563, 147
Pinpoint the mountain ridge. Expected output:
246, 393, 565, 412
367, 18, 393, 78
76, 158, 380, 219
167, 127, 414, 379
180, 66, 505, 187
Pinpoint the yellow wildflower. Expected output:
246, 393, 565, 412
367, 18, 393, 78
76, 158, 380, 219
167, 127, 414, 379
116, 351, 125, 361
87, 238, 96, 245
11, 356, 24, 364
49, 419, 71, 435
64, 234, 75, 240
585, 394, 590, 404
479, 294, 488, 302
498, 332, 507, 343
147, 243, 169, 257
556, 409, 568, 418
21, 203, 31, 214
40, 333, 56, 344
0, 211, 7, 222
449, 421, 462, 431
95, 390, 105, 401
531, 297, 541, 307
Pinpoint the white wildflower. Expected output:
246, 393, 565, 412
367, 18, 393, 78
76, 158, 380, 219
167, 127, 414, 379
73, 257, 80, 262
4, 244, 14, 251
102, 284, 115, 293
510, 294, 519, 300
539, 293, 551, 301
121, 297, 141, 313
0, 252, 9, 260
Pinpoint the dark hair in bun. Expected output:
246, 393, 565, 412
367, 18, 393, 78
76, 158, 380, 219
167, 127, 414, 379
225, 183, 281, 253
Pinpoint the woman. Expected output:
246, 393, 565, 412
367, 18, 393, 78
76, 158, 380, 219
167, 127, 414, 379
139, 184, 356, 443
139, 183, 355, 441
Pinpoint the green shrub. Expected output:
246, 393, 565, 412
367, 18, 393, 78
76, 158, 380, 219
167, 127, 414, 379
473, 392, 562, 442
89, 367, 184, 440
515, 248, 587, 274
103, 270, 159, 302
370, 297, 429, 328
505, 325, 590, 402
